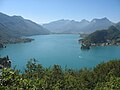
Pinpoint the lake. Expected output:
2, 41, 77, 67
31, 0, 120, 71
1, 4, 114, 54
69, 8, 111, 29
0, 34, 120, 70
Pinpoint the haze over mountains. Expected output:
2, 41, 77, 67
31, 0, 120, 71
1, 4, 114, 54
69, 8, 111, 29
43, 18, 117, 33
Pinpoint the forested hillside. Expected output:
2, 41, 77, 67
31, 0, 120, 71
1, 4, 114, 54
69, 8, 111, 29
0, 58, 120, 90
81, 25, 120, 47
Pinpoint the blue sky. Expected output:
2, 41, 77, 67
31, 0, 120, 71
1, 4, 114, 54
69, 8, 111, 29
0, 0, 120, 24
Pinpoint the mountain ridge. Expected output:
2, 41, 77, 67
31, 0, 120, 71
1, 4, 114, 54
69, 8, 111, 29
0, 12, 50, 44
43, 18, 117, 33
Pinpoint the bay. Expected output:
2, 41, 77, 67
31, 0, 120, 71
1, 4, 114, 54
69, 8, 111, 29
0, 34, 120, 70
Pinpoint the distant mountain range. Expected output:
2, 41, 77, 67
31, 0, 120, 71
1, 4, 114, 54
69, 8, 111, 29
0, 12, 120, 45
43, 18, 119, 33
43, 19, 89, 33
0, 12, 50, 44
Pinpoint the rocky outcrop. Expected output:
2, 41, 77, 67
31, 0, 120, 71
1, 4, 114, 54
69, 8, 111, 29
81, 44, 90, 50
0, 56, 11, 68
0, 43, 4, 48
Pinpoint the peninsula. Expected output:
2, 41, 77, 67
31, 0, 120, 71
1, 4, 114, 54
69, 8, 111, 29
80, 25, 120, 49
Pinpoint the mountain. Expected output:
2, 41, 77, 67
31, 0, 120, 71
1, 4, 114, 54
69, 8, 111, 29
116, 22, 120, 30
116, 22, 120, 26
43, 18, 115, 33
0, 12, 50, 37
83, 17, 115, 33
81, 25, 120, 47
0, 12, 50, 44
43, 19, 90, 33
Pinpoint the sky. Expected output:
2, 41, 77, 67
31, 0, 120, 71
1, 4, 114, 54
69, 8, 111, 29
0, 0, 120, 24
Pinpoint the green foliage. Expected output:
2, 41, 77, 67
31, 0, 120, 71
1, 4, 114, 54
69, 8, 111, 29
94, 77, 120, 90
0, 59, 120, 90
83, 25, 120, 44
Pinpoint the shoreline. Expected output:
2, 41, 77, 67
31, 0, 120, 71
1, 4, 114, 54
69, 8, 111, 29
0, 38, 34, 48
80, 43, 120, 49
90, 42, 120, 47
79, 38, 120, 49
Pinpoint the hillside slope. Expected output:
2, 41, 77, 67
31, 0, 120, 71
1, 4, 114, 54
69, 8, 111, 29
81, 25, 120, 47
0, 12, 50, 44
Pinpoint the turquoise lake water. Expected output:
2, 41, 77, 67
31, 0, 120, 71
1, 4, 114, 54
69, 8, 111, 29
0, 34, 120, 70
